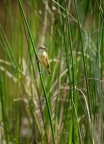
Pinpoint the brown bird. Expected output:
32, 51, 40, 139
38, 46, 51, 75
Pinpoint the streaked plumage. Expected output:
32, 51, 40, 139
38, 46, 51, 75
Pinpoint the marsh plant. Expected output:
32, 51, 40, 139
0, 0, 104, 144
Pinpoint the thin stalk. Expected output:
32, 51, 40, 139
73, 0, 92, 143
23, 6, 48, 143
0, 73, 9, 144
17, 0, 55, 143
65, 6, 79, 144
63, 16, 73, 144
0, 25, 17, 68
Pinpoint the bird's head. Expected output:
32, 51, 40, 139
38, 46, 47, 52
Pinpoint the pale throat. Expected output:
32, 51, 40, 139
43, 50, 47, 56
38, 50, 47, 58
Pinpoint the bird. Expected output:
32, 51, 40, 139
38, 46, 51, 75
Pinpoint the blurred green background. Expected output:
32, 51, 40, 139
0, 0, 104, 144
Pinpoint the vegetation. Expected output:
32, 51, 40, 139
0, 0, 104, 144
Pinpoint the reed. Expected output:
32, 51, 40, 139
0, 0, 104, 144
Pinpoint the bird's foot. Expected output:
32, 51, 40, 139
36, 60, 40, 63
39, 70, 44, 75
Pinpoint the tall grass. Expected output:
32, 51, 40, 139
0, 0, 104, 144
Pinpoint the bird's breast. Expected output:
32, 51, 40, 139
38, 51, 48, 68
38, 51, 47, 59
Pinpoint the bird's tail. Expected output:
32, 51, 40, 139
46, 68, 51, 76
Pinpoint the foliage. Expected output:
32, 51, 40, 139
0, 0, 104, 144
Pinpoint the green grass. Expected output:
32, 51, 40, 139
0, 0, 104, 144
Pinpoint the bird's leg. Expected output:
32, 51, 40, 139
36, 59, 40, 63
39, 69, 45, 75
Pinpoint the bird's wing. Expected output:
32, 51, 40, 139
45, 54, 50, 68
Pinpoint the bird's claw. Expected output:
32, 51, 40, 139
36, 60, 40, 63
39, 71, 44, 75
